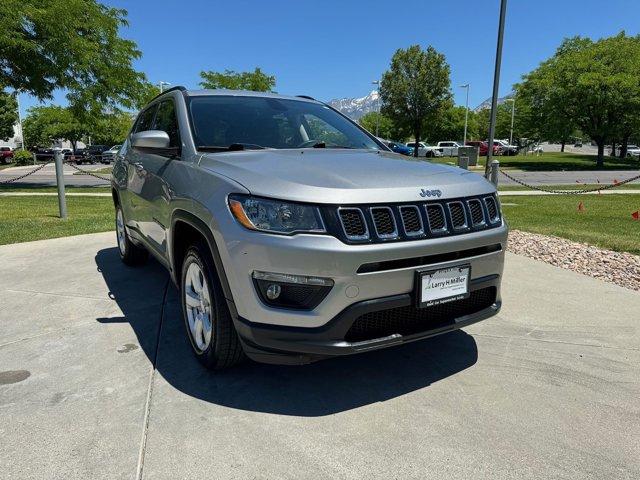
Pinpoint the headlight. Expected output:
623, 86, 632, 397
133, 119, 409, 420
228, 194, 326, 234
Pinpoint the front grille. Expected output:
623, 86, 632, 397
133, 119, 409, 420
331, 194, 500, 244
338, 208, 367, 239
345, 287, 496, 342
484, 196, 500, 223
448, 202, 467, 229
400, 206, 423, 235
467, 199, 485, 226
370, 207, 397, 237
426, 204, 446, 231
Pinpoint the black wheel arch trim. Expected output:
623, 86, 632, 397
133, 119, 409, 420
170, 209, 239, 319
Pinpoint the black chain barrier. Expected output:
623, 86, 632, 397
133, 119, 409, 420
499, 168, 640, 194
0, 157, 112, 185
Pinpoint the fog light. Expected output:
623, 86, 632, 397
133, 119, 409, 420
252, 271, 334, 310
266, 284, 281, 300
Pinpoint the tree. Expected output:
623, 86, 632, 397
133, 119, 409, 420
22, 106, 88, 151
89, 111, 134, 146
0, 92, 18, 141
425, 102, 479, 143
358, 112, 407, 140
380, 45, 451, 156
518, 33, 640, 166
199, 67, 275, 92
0, 0, 148, 112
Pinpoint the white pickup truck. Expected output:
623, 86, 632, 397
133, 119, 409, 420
436, 141, 463, 156
405, 141, 443, 157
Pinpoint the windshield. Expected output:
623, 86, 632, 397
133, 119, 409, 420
188, 95, 381, 151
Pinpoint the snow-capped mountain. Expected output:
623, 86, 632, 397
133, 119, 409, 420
327, 90, 380, 120
473, 93, 514, 112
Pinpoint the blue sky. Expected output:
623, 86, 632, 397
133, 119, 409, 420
20, 0, 640, 116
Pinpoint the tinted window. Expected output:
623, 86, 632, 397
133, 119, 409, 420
134, 106, 157, 133
153, 100, 180, 148
188, 96, 379, 150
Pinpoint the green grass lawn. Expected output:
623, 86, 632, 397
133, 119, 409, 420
428, 152, 639, 171
73, 166, 113, 175
501, 194, 640, 255
0, 195, 114, 245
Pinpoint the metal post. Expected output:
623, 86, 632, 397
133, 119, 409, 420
485, 0, 508, 178
460, 84, 470, 145
54, 151, 67, 219
372, 80, 380, 138
490, 159, 500, 186
508, 98, 515, 146
458, 156, 469, 170
14, 91, 25, 151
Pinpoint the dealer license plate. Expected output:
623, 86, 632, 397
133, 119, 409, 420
418, 266, 470, 307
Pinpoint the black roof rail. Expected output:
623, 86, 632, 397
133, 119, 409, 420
148, 85, 187, 103
296, 95, 316, 101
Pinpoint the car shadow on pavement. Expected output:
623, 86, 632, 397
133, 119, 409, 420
96, 247, 478, 417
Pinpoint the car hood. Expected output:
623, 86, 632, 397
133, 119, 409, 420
198, 149, 495, 204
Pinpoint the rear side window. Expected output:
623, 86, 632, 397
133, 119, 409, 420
153, 100, 180, 148
134, 105, 157, 133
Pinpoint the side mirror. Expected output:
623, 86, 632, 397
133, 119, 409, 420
131, 130, 170, 149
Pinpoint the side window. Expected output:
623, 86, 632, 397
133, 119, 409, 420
134, 106, 157, 133
153, 100, 180, 148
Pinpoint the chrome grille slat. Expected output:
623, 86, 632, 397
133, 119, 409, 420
370, 206, 398, 239
399, 205, 424, 236
447, 201, 468, 230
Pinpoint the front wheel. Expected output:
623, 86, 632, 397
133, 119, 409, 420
115, 206, 148, 266
426, 151, 434, 158
181, 241, 244, 370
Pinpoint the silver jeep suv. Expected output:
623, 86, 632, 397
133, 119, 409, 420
112, 87, 507, 369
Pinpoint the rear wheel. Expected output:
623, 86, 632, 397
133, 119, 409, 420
115, 206, 148, 266
426, 151, 434, 158
180, 241, 244, 370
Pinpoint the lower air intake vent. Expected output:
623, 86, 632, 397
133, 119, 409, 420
338, 208, 368, 240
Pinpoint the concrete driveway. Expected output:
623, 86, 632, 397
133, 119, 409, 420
1, 232, 638, 479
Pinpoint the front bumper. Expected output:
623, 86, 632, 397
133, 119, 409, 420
235, 274, 500, 364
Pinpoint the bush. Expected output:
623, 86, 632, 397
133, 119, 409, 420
13, 150, 35, 166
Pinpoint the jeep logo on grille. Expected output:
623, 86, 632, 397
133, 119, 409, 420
419, 188, 442, 198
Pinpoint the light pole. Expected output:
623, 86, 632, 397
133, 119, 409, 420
159, 81, 171, 93
485, 0, 508, 178
506, 98, 515, 146
460, 83, 470, 145
14, 91, 24, 150
372, 80, 380, 138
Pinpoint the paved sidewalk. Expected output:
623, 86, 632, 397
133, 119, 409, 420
0, 232, 639, 479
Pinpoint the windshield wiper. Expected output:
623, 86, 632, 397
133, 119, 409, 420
198, 143, 266, 152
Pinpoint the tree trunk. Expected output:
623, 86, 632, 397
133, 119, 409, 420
560, 140, 565, 152
611, 141, 616, 157
71, 140, 77, 153
596, 140, 605, 168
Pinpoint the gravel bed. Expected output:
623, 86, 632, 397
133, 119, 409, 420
507, 229, 640, 292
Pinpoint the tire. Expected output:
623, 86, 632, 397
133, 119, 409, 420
180, 241, 244, 370
426, 151, 434, 158
115, 205, 148, 266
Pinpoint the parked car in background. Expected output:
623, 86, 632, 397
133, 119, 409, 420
465, 141, 499, 157
69, 148, 87, 163
0, 146, 14, 164
101, 145, 122, 163
573, 140, 583, 147
384, 140, 412, 156
625, 145, 640, 157
405, 141, 442, 157
436, 141, 463, 156
85, 145, 108, 163
495, 140, 518, 156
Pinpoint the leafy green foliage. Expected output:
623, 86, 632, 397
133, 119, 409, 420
0, 0, 147, 112
199, 68, 276, 92
380, 45, 451, 156
358, 111, 407, 140
89, 111, 134, 146
425, 103, 478, 143
23, 106, 87, 150
515, 32, 640, 166
0, 92, 18, 141
13, 149, 34, 166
